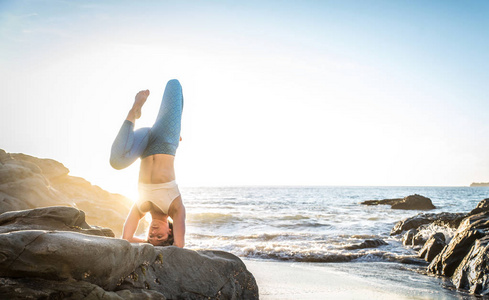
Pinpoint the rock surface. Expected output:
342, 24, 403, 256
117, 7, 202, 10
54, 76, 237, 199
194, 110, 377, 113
344, 239, 388, 250
391, 212, 465, 236
361, 194, 436, 210
393, 198, 489, 296
0, 206, 259, 299
0, 148, 139, 237
418, 233, 445, 262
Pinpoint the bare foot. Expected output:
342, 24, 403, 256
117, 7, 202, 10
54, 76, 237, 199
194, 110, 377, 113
132, 90, 150, 119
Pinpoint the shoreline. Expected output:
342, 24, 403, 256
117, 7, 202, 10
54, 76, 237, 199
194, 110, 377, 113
243, 259, 470, 300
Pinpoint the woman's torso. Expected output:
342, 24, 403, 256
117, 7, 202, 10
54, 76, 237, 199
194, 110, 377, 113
139, 154, 176, 184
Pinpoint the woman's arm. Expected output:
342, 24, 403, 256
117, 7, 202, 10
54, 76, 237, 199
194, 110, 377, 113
170, 197, 186, 248
122, 204, 146, 243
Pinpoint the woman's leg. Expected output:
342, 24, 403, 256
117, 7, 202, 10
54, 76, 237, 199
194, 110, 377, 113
110, 90, 151, 170
110, 122, 150, 170
142, 79, 183, 157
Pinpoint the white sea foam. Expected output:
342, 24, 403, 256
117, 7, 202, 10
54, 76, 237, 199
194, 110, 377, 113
182, 186, 486, 264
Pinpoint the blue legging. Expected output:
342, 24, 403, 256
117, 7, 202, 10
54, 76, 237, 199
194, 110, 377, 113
110, 79, 183, 170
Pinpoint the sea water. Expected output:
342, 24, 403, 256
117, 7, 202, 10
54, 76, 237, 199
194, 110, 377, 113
181, 186, 489, 297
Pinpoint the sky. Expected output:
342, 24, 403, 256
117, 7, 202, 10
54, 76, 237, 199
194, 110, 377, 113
1, 0, 488, 199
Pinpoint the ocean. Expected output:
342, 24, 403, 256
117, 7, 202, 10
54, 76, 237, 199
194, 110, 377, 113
181, 186, 489, 297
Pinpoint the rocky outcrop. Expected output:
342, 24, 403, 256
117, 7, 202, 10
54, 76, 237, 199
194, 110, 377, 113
344, 239, 387, 250
361, 194, 436, 210
468, 198, 489, 215
428, 211, 489, 278
393, 198, 489, 296
0, 149, 138, 237
419, 233, 445, 262
470, 182, 489, 187
0, 206, 259, 299
391, 212, 465, 235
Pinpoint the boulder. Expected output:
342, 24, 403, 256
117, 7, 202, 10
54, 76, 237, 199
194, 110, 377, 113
361, 194, 436, 210
418, 233, 445, 262
469, 198, 489, 216
451, 235, 489, 295
391, 212, 466, 235
0, 206, 259, 299
401, 229, 415, 246
344, 239, 388, 250
0, 149, 138, 237
360, 198, 402, 206
428, 212, 489, 277
391, 194, 436, 210
412, 231, 427, 248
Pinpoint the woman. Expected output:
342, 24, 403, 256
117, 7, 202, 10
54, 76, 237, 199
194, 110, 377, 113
109, 79, 185, 247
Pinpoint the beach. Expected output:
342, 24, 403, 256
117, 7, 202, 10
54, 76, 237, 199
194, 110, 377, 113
244, 259, 466, 299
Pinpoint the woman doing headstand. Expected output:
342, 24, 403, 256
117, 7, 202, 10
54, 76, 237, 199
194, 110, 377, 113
110, 79, 185, 247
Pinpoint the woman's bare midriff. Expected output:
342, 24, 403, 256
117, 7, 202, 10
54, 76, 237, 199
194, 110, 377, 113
138, 154, 176, 184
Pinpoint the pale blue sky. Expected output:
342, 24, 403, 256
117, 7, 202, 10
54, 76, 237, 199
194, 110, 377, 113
1, 0, 488, 198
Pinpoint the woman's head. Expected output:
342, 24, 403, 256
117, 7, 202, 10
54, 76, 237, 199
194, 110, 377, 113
147, 218, 174, 246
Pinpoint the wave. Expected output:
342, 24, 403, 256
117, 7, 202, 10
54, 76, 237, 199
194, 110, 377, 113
240, 249, 426, 265
188, 212, 239, 225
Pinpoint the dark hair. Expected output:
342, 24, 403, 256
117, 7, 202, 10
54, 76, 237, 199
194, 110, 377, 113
147, 218, 174, 247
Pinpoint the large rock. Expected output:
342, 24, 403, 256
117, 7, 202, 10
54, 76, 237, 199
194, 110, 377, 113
391, 212, 466, 235
0, 207, 259, 299
428, 211, 489, 277
451, 235, 489, 295
361, 194, 436, 210
0, 149, 138, 237
344, 239, 387, 250
469, 198, 489, 216
418, 233, 445, 262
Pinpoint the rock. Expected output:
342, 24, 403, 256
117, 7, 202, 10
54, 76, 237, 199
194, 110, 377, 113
419, 233, 446, 262
0, 277, 166, 300
402, 229, 417, 246
0, 206, 114, 237
344, 239, 388, 250
360, 198, 402, 206
451, 235, 489, 295
0, 207, 259, 299
10, 152, 69, 180
469, 198, 489, 216
428, 212, 489, 277
361, 194, 436, 210
0, 149, 138, 237
391, 194, 436, 210
412, 231, 427, 247
391, 212, 466, 235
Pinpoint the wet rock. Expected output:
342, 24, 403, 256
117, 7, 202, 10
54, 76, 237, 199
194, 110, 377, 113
361, 194, 436, 210
451, 235, 489, 295
391, 212, 466, 235
419, 233, 446, 262
344, 239, 388, 250
0, 207, 259, 299
392, 194, 436, 210
402, 229, 417, 246
360, 198, 402, 206
412, 231, 427, 247
469, 198, 489, 216
428, 212, 489, 277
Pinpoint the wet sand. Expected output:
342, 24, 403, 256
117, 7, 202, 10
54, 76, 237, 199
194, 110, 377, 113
243, 259, 469, 300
